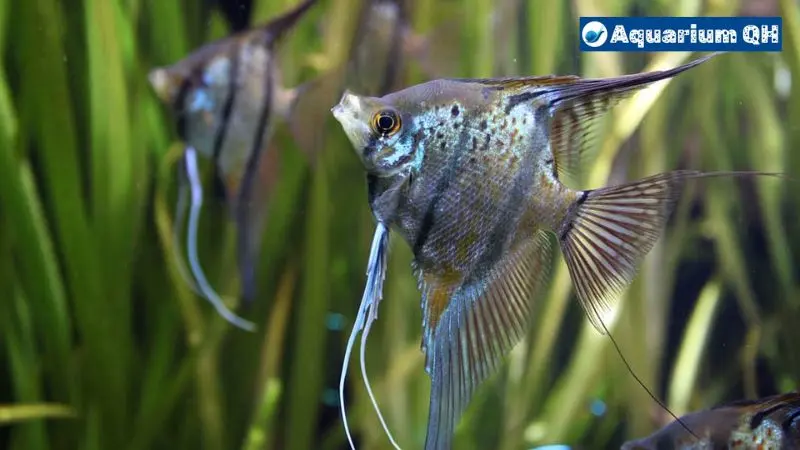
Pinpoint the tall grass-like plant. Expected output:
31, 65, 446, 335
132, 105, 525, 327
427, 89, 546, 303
1, 0, 799, 449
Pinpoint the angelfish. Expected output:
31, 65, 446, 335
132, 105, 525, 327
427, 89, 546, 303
622, 392, 800, 449
331, 52, 783, 449
148, 0, 322, 330
344, 0, 460, 96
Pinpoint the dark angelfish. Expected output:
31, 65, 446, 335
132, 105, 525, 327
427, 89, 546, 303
622, 392, 800, 450
149, 0, 322, 330
331, 51, 785, 449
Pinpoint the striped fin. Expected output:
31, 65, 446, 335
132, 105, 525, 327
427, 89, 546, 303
547, 91, 618, 185
419, 231, 553, 450
464, 74, 582, 89
544, 53, 721, 183
558, 171, 698, 334
558, 169, 787, 333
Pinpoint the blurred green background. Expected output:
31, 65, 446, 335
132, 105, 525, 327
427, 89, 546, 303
1, 0, 800, 449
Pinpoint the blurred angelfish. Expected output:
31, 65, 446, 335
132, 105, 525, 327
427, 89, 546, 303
345, 0, 460, 95
149, 0, 322, 330
622, 392, 800, 449
331, 52, 785, 449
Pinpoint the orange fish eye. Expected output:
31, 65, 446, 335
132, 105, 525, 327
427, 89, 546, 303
372, 109, 401, 136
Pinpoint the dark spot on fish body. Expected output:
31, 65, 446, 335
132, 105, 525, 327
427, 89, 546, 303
536, 107, 553, 144
436, 132, 444, 140
393, 152, 415, 167
504, 90, 547, 114
545, 158, 558, 179
482, 134, 491, 151
576, 190, 588, 205
480, 119, 488, 130
471, 137, 477, 153
451, 104, 460, 117
559, 190, 588, 241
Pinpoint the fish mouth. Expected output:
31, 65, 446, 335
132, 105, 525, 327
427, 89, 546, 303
148, 68, 178, 104
330, 90, 373, 157
330, 90, 364, 131
331, 90, 362, 119
330, 102, 344, 119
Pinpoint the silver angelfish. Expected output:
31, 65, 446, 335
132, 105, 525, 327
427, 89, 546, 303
332, 51, 784, 449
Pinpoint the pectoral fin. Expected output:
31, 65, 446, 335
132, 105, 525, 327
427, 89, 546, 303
419, 231, 553, 450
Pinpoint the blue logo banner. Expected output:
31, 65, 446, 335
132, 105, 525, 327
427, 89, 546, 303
579, 17, 782, 52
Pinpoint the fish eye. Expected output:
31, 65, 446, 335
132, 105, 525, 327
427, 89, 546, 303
372, 109, 401, 137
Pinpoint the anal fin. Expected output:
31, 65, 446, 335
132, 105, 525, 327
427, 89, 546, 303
419, 231, 553, 450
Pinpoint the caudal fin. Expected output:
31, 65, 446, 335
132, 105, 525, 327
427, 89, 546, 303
558, 170, 786, 333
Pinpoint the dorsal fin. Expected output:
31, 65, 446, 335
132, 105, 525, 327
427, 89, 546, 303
541, 53, 720, 184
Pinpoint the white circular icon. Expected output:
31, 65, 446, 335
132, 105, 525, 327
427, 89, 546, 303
582, 21, 608, 48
